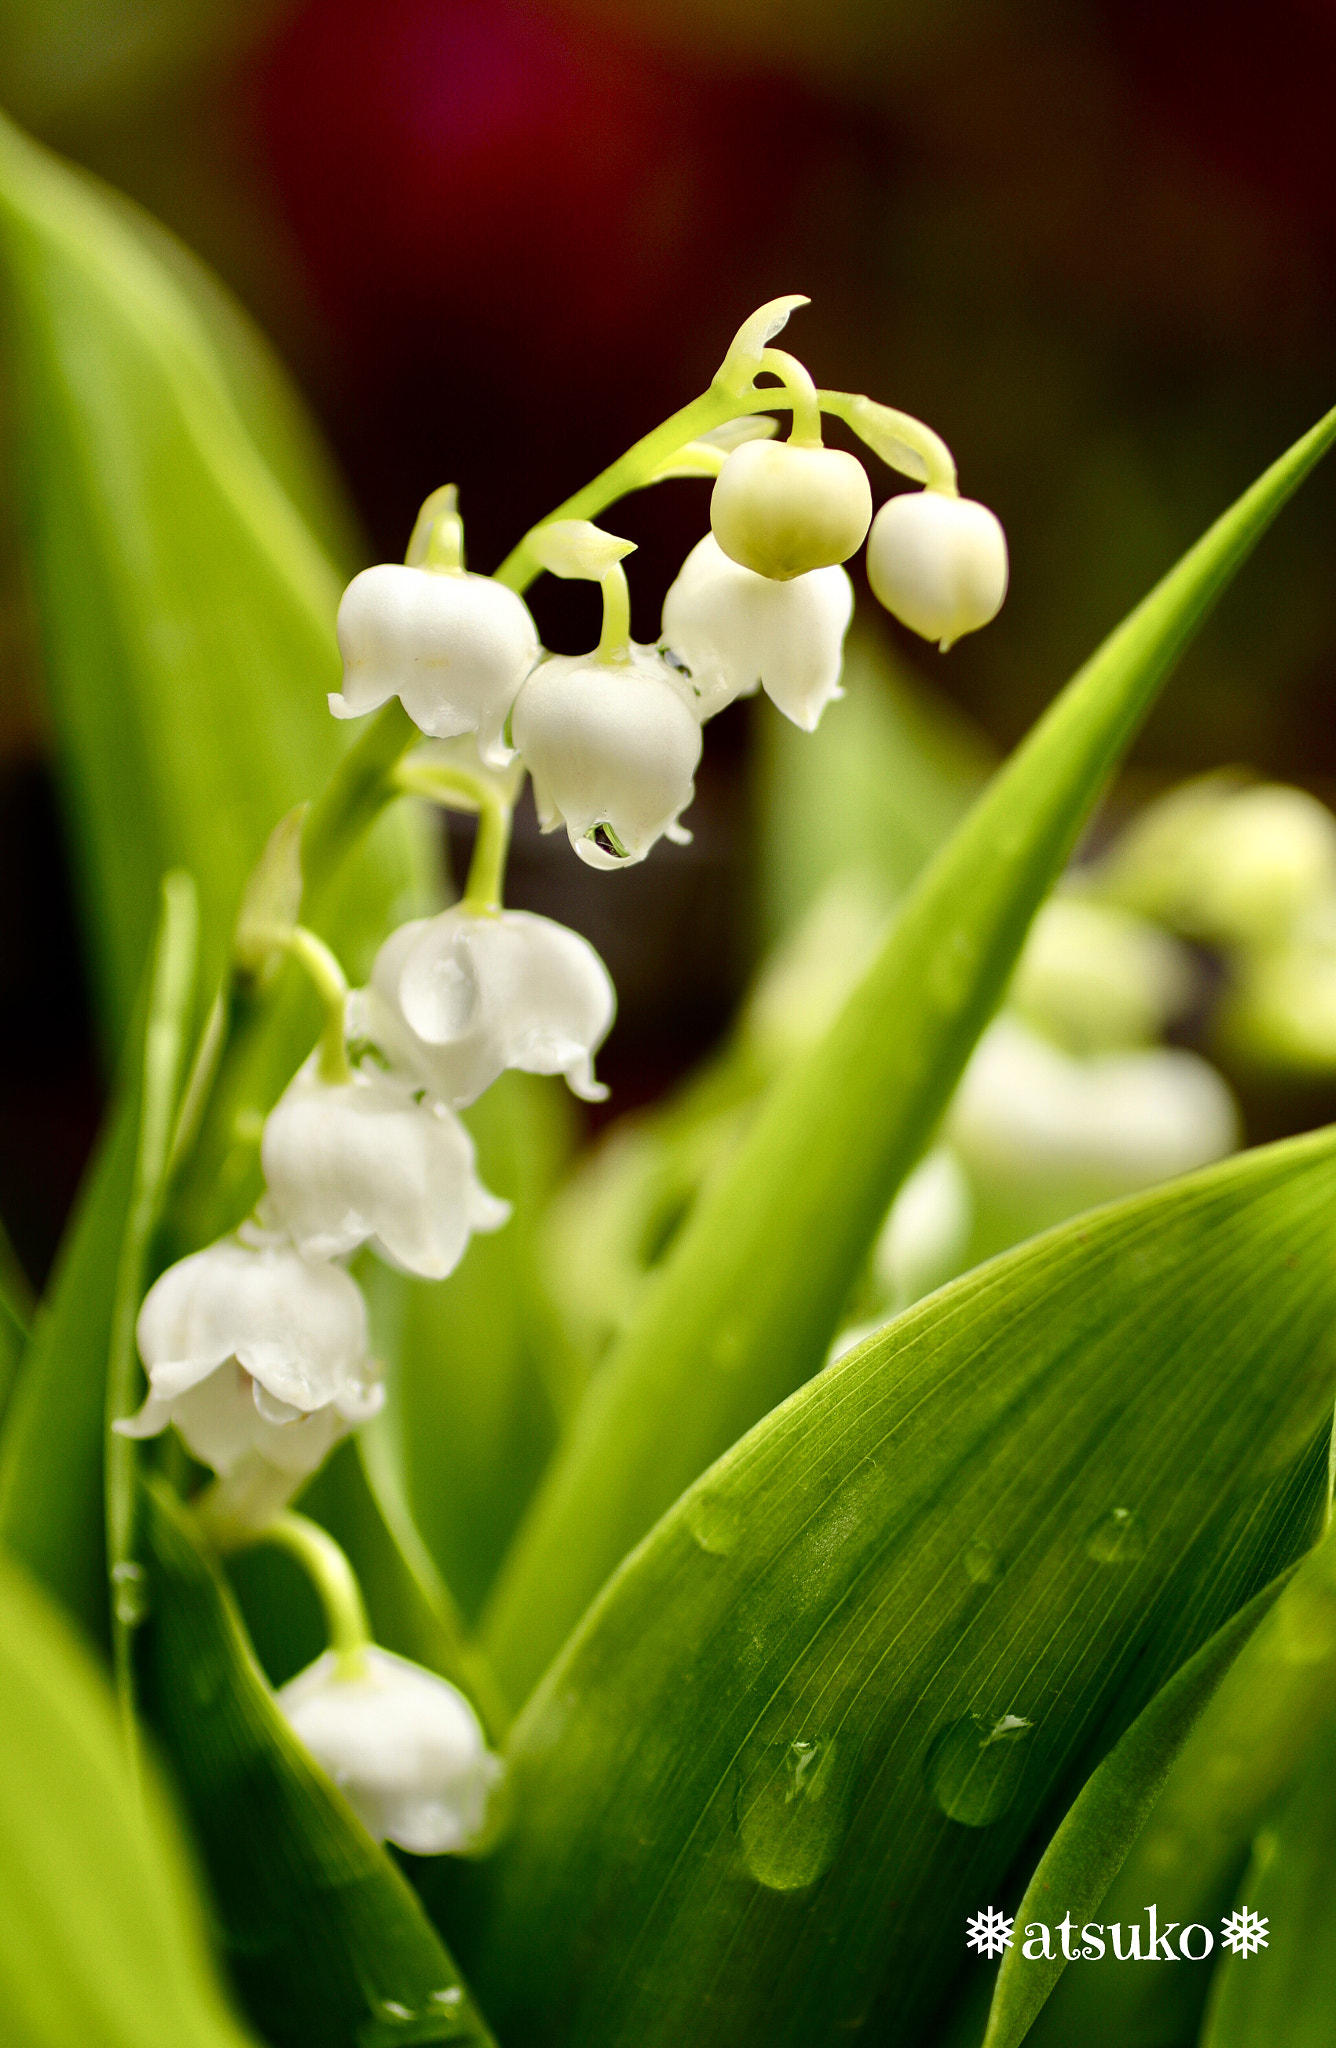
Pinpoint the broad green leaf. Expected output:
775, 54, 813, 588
983, 1575, 1289, 2048
0, 875, 198, 1644
1201, 1714, 1336, 2048
141, 1480, 499, 2048
757, 624, 991, 944
1033, 1512, 1336, 2047
0, 1549, 258, 2048
460, 1127, 1336, 2048
483, 402, 1336, 1706
0, 112, 428, 1048
106, 869, 198, 1715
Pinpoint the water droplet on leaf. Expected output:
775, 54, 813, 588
925, 1712, 1033, 1826
110, 1560, 150, 1626
686, 1489, 744, 1557
963, 1540, 1001, 1585
1086, 1508, 1146, 1565
735, 1734, 854, 1890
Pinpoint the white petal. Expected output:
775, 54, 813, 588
509, 647, 701, 869
363, 906, 616, 1108
263, 1058, 507, 1280
336, 563, 539, 752
661, 535, 852, 728
277, 1648, 502, 1855
866, 491, 1008, 649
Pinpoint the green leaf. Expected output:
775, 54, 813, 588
983, 1574, 1290, 2048
0, 1548, 259, 2048
482, 402, 1336, 1707
1200, 1713, 1336, 2048
0, 874, 198, 1645
757, 623, 992, 944
140, 1480, 500, 2048
1032, 1517, 1336, 2047
0, 112, 428, 1049
459, 1127, 1336, 2048
106, 869, 198, 1714
0, 1213, 33, 1429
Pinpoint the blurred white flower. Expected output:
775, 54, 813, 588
262, 1055, 509, 1278
710, 439, 872, 580
946, 1015, 1238, 1208
356, 905, 615, 1106
330, 562, 540, 765
509, 647, 701, 869
866, 490, 1008, 650
277, 1648, 502, 1854
114, 1226, 380, 1498
661, 534, 853, 729
1009, 897, 1196, 1054
874, 1147, 975, 1312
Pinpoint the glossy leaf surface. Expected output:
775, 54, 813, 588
463, 1128, 1336, 2048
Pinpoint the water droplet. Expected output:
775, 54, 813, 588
735, 1734, 855, 1890
429, 1989, 462, 2007
355, 1996, 468, 2047
1086, 1508, 1147, 1565
925, 1712, 1033, 1827
963, 1540, 1001, 1585
686, 1489, 744, 1557
110, 1560, 150, 1627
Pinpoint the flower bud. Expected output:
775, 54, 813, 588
114, 1227, 381, 1505
509, 647, 701, 869
866, 490, 1008, 650
277, 1648, 502, 1854
331, 563, 540, 765
661, 535, 853, 729
710, 439, 872, 581
356, 905, 616, 1105
262, 1057, 510, 1278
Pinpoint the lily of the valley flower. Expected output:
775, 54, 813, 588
661, 534, 853, 729
866, 489, 1008, 650
356, 905, 616, 1106
277, 1648, 502, 1854
509, 646, 701, 869
262, 1056, 510, 1278
114, 1226, 380, 1496
330, 561, 540, 765
710, 437, 872, 580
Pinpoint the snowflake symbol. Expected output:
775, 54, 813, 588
966, 1907, 1015, 1959
1220, 1907, 1269, 1957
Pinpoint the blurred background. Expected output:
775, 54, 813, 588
2, 0, 1336, 1287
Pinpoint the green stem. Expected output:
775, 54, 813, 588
252, 924, 350, 1085
255, 1511, 372, 1673
393, 762, 514, 912
759, 346, 822, 446
595, 561, 633, 663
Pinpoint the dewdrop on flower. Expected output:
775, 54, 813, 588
277, 1648, 503, 1854
355, 905, 616, 1107
329, 486, 540, 765
661, 534, 853, 729
262, 1055, 510, 1279
710, 437, 872, 581
866, 489, 1008, 650
114, 1224, 381, 1517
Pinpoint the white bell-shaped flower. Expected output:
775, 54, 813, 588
710, 439, 872, 580
330, 563, 540, 765
661, 534, 853, 729
277, 1648, 503, 1854
262, 1056, 510, 1278
509, 646, 701, 869
356, 905, 615, 1106
114, 1225, 380, 1484
866, 490, 1008, 650
946, 1015, 1238, 1208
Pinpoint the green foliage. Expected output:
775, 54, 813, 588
461, 1129, 1336, 2048
0, 1548, 259, 2048
0, 112, 428, 1052
141, 1483, 498, 2048
483, 399, 1336, 1706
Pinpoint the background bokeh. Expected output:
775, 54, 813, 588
2, 0, 1335, 1282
